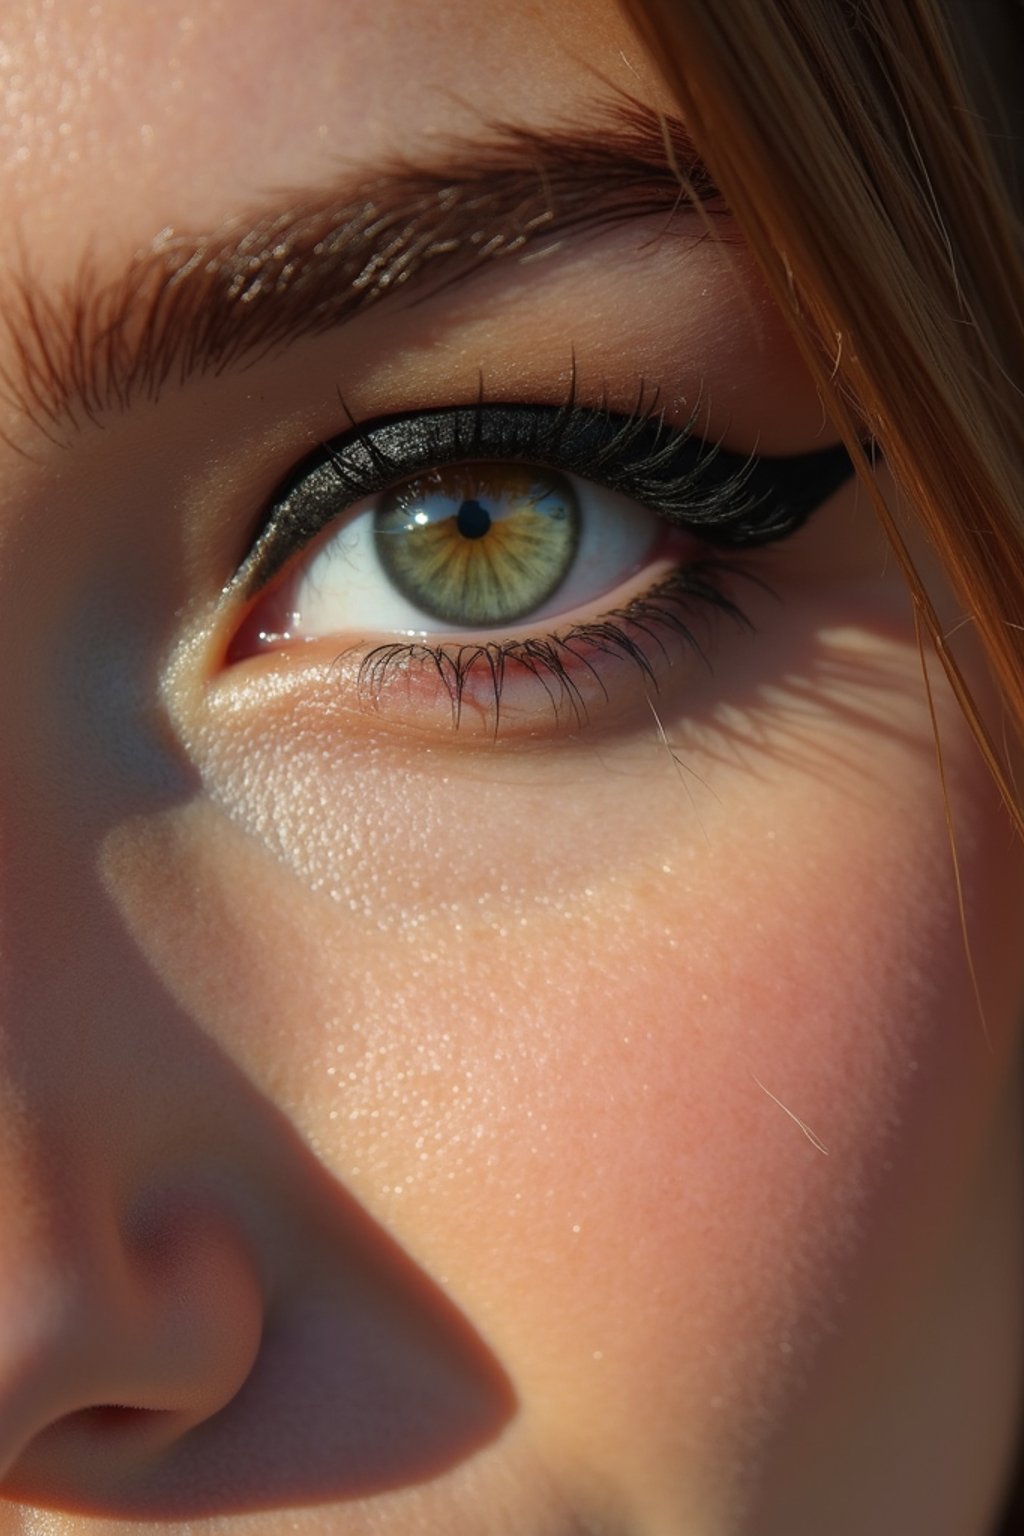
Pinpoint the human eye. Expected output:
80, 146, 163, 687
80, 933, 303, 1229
221, 394, 854, 737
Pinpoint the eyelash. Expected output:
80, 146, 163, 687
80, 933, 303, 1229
229, 386, 853, 728
354, 564, 748, 729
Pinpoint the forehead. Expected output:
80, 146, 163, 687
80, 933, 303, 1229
0, 0, 668, 273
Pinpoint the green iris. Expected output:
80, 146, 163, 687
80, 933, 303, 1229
374, 462, 580, 626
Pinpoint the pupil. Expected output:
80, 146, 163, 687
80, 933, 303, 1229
456, 499, 492, 540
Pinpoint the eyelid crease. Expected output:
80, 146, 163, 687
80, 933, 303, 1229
235, 395, 855, 596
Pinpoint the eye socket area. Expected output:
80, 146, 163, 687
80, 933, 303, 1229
226, 457, 694, 662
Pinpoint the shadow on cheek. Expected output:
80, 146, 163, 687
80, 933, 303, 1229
123, 1148, 518, 1519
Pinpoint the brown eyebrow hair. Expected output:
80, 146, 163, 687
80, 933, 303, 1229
0, 99, 715, 446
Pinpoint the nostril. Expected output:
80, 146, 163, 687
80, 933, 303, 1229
0, 1196, 265, 1506
65, 1404, 170, 1434
1, 1400, 191, 1507
44, 1402, 185, 1451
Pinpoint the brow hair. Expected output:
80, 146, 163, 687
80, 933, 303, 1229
0, 100, 715, 445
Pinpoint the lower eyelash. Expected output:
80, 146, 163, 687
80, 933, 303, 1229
353, 560, 756, 729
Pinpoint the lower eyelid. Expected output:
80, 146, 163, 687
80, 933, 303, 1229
220, 559, 754, 743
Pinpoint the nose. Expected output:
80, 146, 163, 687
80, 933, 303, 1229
0, 1119, 264, 1505
0, 764, 265, 1509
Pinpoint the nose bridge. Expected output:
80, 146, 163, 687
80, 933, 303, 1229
0, 442, 198, 1107
0, 752, 117, 1131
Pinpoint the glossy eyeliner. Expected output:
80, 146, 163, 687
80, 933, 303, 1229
238, 399, 854, 594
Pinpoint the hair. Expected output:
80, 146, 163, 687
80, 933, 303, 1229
624, 0, 1024, 842
623, 2, 1024, 1529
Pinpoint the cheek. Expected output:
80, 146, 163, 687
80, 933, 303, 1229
104, 618, 1024, 1521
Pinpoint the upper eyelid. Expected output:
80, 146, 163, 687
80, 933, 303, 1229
233, 400, 856, 597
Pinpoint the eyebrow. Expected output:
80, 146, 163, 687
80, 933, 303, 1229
0, 100, 716, 445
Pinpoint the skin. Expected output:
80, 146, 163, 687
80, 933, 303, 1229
0, 2, 1022, 1534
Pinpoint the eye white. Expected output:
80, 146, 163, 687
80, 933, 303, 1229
277, 469, 667, 638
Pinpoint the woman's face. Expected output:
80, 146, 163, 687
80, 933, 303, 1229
1, 2, 1022, 1533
